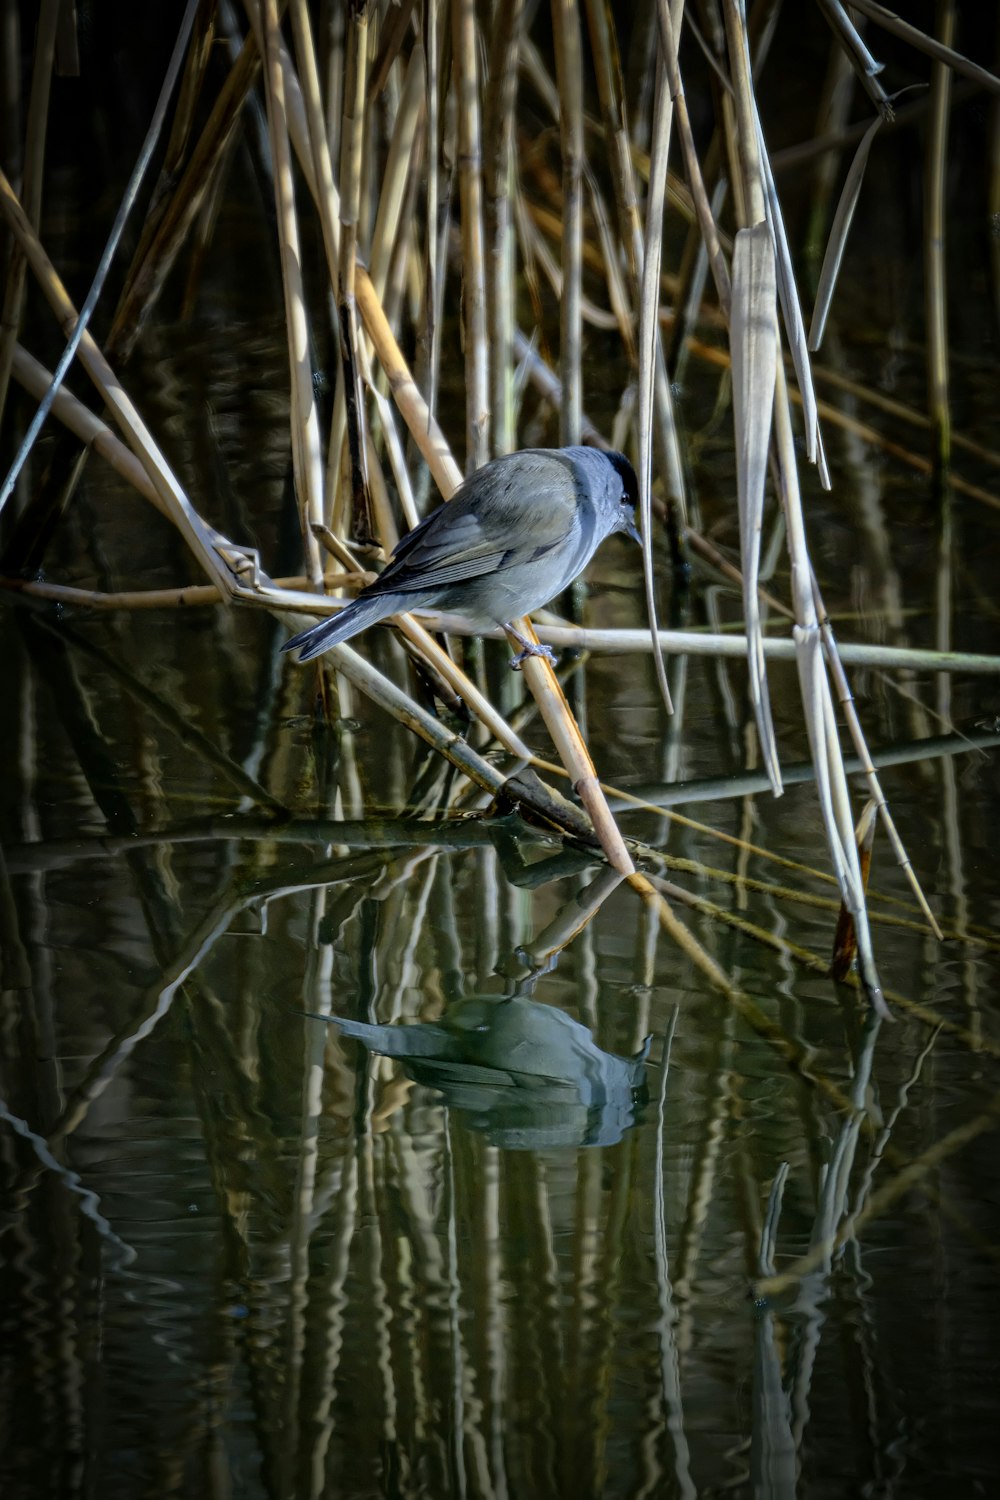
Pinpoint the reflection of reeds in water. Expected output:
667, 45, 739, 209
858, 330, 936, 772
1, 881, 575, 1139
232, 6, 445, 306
2, 0, 998, 983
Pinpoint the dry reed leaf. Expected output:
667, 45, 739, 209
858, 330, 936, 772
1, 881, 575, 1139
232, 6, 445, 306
637, 50, 674, 719
809, 114, 884, 351
730, 221, 781, 796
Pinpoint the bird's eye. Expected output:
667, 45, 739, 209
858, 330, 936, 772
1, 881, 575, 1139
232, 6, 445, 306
620, 492, 630, 506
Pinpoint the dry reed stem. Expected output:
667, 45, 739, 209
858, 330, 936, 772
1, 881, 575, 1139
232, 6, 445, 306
506, 621, 635, 876
637, 37, 675, 718
811, 574, 944, 938
925, 0, 954, 475
421, 0, 442, 429
368, 45, 425, 305
730, 223, 781, 793
242, 0, 319, 201
288, 0, 342, 275
452, 0, 489, 468
259, 0, 324, 586
336, 0, 372, 540
814, 0, 893, 118
394, 618, 535, 762
551, 0, 584, 445
513, 207, 621, 331
0, 0, 59, 425
721, 0, 767, 226
362, 435, 399, 554
484, 0, 526, 456
355, 264, 464, 493
582, 0, 642, 281
368, 0, 418, 101
831, 799, 878, 978
583, 163, 636, 358
658, 3, 731, 319
159, 1, 216, 184
528, 13, 688, 521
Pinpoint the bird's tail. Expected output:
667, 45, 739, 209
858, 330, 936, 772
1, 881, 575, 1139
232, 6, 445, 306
282, 593, 398, 661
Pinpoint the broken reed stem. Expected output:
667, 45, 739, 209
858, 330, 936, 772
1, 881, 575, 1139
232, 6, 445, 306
925, 0, 954, 476
551, 0, 584, 445
847, 0, 1000, 96
452, 0, 489, 469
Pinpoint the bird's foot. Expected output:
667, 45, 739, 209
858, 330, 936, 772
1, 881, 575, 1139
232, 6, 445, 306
505, 624, 558, 671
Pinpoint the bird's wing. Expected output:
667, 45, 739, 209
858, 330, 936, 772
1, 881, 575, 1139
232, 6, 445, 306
380, 495, 568, 594
381, 459, 579, 594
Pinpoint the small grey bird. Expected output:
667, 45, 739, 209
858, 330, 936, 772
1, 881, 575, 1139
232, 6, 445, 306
282, 445, 641, 667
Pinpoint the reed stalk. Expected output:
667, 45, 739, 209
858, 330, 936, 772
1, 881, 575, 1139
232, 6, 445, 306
925, 0, 955, 477
451, 0, 489, 468
0, 0, 58, 425
259, 0, 325, 585
483, 0, 525, 456
551, 0, 584, 445
336, 0, 372, 541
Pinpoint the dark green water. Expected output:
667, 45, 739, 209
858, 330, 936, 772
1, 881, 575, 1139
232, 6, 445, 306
2, 7, 1000, 1498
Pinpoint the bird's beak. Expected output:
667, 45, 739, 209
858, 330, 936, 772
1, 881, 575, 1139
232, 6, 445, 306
626, 519, 643, 547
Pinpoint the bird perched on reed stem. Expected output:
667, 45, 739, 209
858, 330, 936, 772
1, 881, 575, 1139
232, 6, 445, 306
283, 446, 641, 668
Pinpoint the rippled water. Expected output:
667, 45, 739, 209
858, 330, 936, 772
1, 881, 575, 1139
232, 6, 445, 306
3, 10, 1000, 1500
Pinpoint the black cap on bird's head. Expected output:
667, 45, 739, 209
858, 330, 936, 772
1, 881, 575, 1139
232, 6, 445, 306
605, 450, 642, 546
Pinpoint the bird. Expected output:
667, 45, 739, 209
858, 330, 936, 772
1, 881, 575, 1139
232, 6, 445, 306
282, 445, 642, 668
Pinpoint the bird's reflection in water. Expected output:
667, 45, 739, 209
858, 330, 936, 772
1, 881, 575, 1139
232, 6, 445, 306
322, 992, 650, 1150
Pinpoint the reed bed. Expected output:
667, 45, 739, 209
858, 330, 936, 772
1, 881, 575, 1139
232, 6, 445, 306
3, 1, 997, 996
